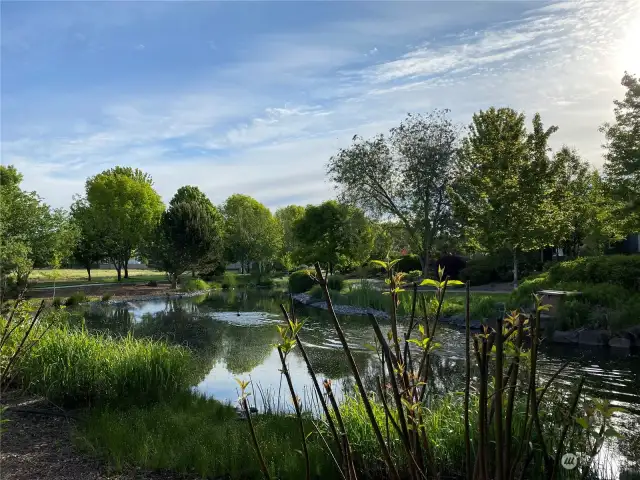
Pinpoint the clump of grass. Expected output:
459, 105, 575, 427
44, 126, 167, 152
65, 291, 88, 306
180, 278, 210, 292
101, 293, 113, 302
51, 297, 63, 308
77, 392, 337, 480
221, 271, 238, 289
18, 326, 194, 407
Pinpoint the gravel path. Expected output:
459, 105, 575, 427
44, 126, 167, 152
0, 395, 191, 480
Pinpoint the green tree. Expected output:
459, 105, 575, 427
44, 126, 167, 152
169, 186, 218, 276
221, 194, 282, 274
275, 205, 305, 271
150, 200, 224, 288
293, 201, 373, 273
328, 110, 461, 276
70, 198, 107, 281
0, 165, 78, 293
82, 167, 164, 281
454, 108, 557, 288
547, 147, 623, 258
600, 71, 640, 233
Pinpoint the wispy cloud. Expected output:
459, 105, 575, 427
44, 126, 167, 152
2, 0, 638, 210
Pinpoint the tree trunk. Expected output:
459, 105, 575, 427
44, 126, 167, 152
421, 251, 430, 278
191, 270, 196, 278
86, 266, 92, 282
171, 274, 178, 289
116, 265, 122, 282
512, 250, 518, 290
124, 264, 129, 279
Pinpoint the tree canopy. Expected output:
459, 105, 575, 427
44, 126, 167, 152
601, 72, 640, 232
293, 200, 373, 273
328, 110, 461, 275
0, 165, 78, 293
222, 194, 282, 273
82, 167, 164, 280
275, 205, 305, 271
453, 108, 557, 286
150, 198, 224, 288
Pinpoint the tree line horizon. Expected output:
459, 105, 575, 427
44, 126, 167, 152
1, 71, 637, 291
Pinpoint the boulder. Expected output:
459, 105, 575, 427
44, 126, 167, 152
552, 330, 579, 344
609, 337, 631, 349
578, 330, 610, 346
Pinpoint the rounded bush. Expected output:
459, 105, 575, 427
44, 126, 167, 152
181, 278, 210, 292
395, 254, 422, 273
327, 274, 345, 292
548, 255, 640, 292
288, 269, 316, 293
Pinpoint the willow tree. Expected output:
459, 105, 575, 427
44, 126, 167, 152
453, 108, 557, 288
328, 110, 460, 276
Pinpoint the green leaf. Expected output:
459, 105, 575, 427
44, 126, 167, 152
388, 258, 401, 268
419, 278, 440, 288
603, 428, 621, 438
418, 324, 425, 336
576, 417, 589, 429
363, 343, 377, 352
447, 280, 464, 286
370, 260, 388, 270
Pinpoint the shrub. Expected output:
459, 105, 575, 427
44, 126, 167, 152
101, 293, 113, 302
326, 274, 345, 292
547, 255, 640, 292
288, 269, 316, 294
406, 270, 422, 282
51, 297, 63, 308
147, 280, 158, 287
181, 278, 210, 292
221, 272, 237, 289
395, 254, 422, 273
510, 273, 550, 307
65, 291, 88, 307
18, 326, 194, 407
436, 255, 467, 280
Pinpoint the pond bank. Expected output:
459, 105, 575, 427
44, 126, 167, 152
292, 293, 640, 350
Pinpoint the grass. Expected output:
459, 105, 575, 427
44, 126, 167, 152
29, 268, 169, 288
180, 278, 210, 292
17, 325, 194, 407
76, 392, 337, 480
511, 271, 640, 332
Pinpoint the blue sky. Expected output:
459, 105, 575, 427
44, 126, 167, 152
2, 1, 639, 210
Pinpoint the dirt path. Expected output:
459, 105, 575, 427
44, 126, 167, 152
0, 395, 189, 480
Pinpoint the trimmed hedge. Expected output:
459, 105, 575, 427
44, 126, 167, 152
288, 269, 316, 293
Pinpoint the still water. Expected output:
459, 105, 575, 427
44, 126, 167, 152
82, 289, 640, 473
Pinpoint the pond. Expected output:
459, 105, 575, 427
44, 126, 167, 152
82, 289, 640, 472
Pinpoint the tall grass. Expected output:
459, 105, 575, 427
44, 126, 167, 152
77, 392, 337, 480
18, 325, 194, 407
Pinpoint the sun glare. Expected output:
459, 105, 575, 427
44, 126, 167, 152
616, 13, 640, 73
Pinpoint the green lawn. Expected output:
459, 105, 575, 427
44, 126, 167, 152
30, 268, 168, 287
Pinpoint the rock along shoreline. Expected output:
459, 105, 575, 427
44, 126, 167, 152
291, 293, 640, 351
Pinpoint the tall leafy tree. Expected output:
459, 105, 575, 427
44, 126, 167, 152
454, 108, 557, 287
222, 194, 282, 273
275, 205, 305, 271
328, 110, 461, 276
70, 198, 107, 281
82, 167, 164, 281
547, 147, 623, 257
293, 201, 373, 273
0, 165, 77, 292
150, 200, 224, 288
600, 71, 640, 233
